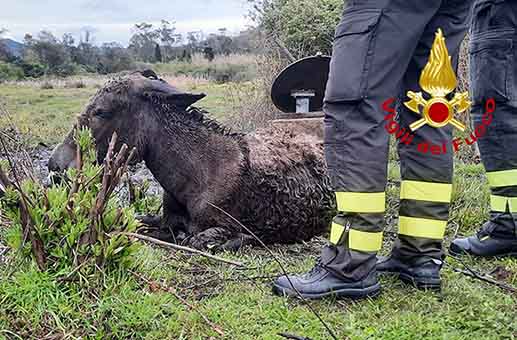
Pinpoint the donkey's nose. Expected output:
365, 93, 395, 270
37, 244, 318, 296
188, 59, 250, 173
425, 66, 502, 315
48, 156, 60, 172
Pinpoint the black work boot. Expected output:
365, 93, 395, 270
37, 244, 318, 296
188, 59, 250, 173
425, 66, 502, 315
272, 261, 381, 300
376, 256, 442, 290
450, 220, 517, 257
450, 235, 517, 257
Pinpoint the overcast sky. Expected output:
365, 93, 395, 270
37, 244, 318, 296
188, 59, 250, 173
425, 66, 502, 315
0, 0, 252, 45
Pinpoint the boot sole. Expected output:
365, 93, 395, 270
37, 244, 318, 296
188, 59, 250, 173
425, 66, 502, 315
272, 282, 382, 300
449, 247, 517, 258
378, 269, 441, 291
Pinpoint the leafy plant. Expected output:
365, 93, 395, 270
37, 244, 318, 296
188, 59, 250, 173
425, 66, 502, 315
128, 179, 161, 215
250, 0, 344, 58
0, 128, 141, 279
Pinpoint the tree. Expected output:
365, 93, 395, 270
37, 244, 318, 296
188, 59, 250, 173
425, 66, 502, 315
187, 31, 203, 49
154, 43, 162, 63
203, 46, 215, 61
157, 20, 177, 61
21, 30, 82, 76
98, 42, 134, 74
27, 31, 69, 74
128, 22, 159, 62
204, 30, 236, 56
62, 33, 75, 48
249, 0, 344, 58
73, 29, 100, 72
80, 27, 96, 45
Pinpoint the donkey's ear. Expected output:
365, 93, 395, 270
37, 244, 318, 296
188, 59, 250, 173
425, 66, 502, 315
168, 93, 206, 109
140, 69, 159, 80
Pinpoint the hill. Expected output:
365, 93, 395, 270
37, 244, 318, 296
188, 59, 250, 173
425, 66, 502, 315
0, 38, 24, 57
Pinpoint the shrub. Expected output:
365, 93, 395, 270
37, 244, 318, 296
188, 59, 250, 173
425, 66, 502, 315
128, 179, 161, 215
0, 129, 140, 279
250, 0, 344, 58
64, 79, 87, 88
15, 61, 46, 78
53, 62, 81, 77
0, 61, 24, 81
40, 80, 54, 89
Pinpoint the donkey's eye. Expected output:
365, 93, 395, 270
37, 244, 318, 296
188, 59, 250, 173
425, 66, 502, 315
94, 110, 113, 119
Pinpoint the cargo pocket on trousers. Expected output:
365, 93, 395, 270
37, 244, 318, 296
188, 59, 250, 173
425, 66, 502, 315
469, 37, 514, 105
324, 8, 382, 103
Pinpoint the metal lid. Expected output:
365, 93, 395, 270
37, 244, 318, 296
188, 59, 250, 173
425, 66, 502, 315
271, 54, 331, 113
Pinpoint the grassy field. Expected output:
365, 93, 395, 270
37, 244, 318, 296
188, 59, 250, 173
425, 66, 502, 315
0, 76, 236, 146
0, 76, 516, 339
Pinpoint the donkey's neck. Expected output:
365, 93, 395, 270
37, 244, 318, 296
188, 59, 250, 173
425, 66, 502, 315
143, 120, 245, 201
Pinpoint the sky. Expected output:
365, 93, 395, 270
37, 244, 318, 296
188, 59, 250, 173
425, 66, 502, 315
0, 0, 253, 45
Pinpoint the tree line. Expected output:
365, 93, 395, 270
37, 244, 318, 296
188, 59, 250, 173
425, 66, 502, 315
0, 21, 256, 80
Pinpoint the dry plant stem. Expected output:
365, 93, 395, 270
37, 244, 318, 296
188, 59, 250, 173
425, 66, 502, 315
206, 202, 338, 340
119, 232, 244, 267
447, 255, 517, 294
72, 132, 135, 266
132, 271, 225, 337
278, 333, 314, 340
68, 143, 83, 204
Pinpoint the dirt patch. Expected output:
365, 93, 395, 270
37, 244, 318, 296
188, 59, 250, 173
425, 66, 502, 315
490, 266, 514, 282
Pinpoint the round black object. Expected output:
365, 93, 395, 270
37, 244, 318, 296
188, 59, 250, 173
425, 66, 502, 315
271, 55, 331, 113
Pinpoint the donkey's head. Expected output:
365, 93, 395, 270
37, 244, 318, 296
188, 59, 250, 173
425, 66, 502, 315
48, 70, 205, 172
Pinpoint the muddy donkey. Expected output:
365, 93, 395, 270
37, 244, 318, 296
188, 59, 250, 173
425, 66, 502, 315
49, 70, 335, 250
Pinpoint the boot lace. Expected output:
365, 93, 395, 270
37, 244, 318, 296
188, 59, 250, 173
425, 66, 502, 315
302, 259, 325, 278
476, 221, 496, 239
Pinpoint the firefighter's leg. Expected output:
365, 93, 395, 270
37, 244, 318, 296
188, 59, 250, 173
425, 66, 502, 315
451, 0, 517, 257
377, 0, 473, 290
273, 0, 442, 299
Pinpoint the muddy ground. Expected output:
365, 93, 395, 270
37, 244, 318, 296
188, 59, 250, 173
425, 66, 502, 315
31, 144, 163, 198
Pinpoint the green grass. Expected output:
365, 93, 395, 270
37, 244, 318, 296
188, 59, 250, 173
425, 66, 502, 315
1, 238, 516, 338
0, 85, 94, 145
1, 78, 517, 339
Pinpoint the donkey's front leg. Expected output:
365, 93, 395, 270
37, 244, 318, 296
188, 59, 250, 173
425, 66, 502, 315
139, 192, 189, 243
187, 227, 233, 250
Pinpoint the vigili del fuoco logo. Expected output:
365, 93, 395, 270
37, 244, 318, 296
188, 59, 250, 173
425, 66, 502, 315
382, 29, 495, 155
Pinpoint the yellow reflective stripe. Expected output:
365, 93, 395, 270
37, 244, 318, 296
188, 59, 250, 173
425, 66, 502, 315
335, 192, 385, 213
400, 180, 452, 203
349, 229, 383, 252
398, 216, 447, 240
487, 169, 517, 187
330, 222, 344, 245
491, 195, 517, 213
329, 222, 383, 251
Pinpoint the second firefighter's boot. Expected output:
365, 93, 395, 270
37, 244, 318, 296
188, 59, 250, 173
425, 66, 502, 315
451, 1, 517, 258
450, 221, 517, 257
377, 255, 442, 290
272, 250, 381, 300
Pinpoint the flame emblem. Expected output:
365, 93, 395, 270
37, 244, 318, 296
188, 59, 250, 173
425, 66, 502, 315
405, 29, 470, 131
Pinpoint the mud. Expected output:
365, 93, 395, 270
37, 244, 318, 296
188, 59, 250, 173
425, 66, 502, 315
32, 145, 163, 200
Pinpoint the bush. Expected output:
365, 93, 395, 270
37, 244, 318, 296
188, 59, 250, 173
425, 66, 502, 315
15, 61, 45, 78
251, 0, 344, 58
40, 80, 54, 89
53, 62, 82, 77
148, 55, 257, 83
0, 129, 140, 278
0, 61, 24, 81
64, 79, 87, 88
